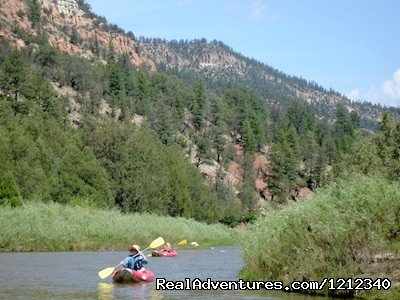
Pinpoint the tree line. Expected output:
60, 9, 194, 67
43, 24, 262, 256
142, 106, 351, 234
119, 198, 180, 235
0, 36, 398, 225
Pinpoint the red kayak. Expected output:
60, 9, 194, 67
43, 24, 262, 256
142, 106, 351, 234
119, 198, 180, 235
151, 249, 178, 257
112, 268, 155, 283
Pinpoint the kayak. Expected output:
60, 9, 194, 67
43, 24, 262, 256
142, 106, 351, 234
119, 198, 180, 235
112, 268, 154, 283
151, 249, 178, 257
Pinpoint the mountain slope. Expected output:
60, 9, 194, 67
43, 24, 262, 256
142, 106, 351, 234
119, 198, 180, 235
1, 0, 396, 131
140, 38, 398, 130
0, 0, 154, 69
1, 0, 399, 224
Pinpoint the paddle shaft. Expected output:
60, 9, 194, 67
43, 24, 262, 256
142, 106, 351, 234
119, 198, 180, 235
131, 246, 150, 259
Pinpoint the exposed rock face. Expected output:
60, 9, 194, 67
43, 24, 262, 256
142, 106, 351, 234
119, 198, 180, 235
0, 0, 318, 209
141, 40, 387, 127
56, 0, 83, 17
226, 162, 244, 186
297, 187, 312, 198
0, 0, 155, 70
253, 155, 272, 200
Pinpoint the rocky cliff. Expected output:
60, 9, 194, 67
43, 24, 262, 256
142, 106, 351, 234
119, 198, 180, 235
141, 39, 392, 129
0, 0, 155, 70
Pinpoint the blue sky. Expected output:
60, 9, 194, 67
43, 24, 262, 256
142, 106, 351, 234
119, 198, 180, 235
85, 0, 400, 107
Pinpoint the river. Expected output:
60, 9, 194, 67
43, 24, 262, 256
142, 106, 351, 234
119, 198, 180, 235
0, 246, 331, 299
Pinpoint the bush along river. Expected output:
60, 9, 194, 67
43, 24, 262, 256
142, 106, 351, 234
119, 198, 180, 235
0, 246, 334, 299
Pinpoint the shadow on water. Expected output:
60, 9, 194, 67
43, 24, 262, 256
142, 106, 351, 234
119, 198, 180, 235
0, 246, 336, 299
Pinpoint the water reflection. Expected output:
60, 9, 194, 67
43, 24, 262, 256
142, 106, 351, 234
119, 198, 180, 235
148, 289, 165, 300
98, 283, 114, 300
0, 248, 333, 300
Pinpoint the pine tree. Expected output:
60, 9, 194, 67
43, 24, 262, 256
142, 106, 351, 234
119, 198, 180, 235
314, 146, 327, 187
0, 172, 22, 207
0, 51, 27, 100
249, 112, 264, 149
286, 125, 301, 160
287, 100, 315, 135
239, 156, 258, 219
27, 0, 41, 29
269, 130, 300, 201
392, 122, 400, 180
211, 99, 226, 162
191, 79, 207, 130
303, 131, 319, 189
155, 98, 174, 145
70, 27, 80, 45
377, 111, 394, 164
334, 105, 354, 153
107, 40, 116, 61
242, 119, 257, 154
196, 135, 211, 166
108, 61, 124, 96
322, 132, 336, 165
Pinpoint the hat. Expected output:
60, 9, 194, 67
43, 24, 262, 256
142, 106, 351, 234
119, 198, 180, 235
130, 244, 140, 252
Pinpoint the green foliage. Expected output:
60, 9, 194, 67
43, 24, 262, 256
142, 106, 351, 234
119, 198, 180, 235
241, 119, 257, 154
80, 118, 222, 223
1, 38, 397, 229
302, 131, 320, 188
241, 175, 400, 298
69, 27, 81, 45
27, 0, 41, 29
286, 100, 315, 135
191, 79, 207, 130
375, 111, 400, 180
58, 144, 113, 207
17, 9, 25, 18
0, 173, 23, 207
239, 158, 258, 220
108, 60, 124, 96
334, 104, 355, 153
195, 134, 212, 166
0, 202, 236, 251
0, 95, 112, 208
269, 129, 301, 201
0, 50, 27, 99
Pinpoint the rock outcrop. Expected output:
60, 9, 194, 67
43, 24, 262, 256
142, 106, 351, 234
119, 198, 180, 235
141, 39, 387, 127
0, 0, 155, 70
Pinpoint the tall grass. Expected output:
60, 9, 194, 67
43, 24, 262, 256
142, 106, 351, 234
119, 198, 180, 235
0, 202, 236, 252
241, 175, 400, 299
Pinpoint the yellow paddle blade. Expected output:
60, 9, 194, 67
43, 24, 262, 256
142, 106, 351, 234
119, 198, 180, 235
149, 237, 165, 249
98, 267, 115, 279
178, 239, 187, 246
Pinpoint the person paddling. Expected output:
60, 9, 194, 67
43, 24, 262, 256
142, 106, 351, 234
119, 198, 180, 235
120, 245, 148, 272
162, 242, 172, 252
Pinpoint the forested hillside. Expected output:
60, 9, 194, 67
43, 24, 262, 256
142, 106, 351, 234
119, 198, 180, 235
0, 0, 399, 227
140, 38, 399, 131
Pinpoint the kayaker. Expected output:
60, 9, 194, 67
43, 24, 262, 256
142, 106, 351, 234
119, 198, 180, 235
120, 245, 148, 272
162, 242, 172, 252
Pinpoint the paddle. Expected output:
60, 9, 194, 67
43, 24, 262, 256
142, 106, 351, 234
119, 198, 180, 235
133, 236, 165, 257
149, 239, 186, 256
177, 239, 187, 246
98, 237, 165, 279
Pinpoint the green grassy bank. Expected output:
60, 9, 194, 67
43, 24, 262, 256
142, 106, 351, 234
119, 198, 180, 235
0, 202, 236, 252
241, 175, 400, 299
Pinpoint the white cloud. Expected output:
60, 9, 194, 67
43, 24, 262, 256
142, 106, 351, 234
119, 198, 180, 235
226, 0, 279, 21
346, 89, 360, 100
382, 68, 400, 100
249, 0, 267, 20
347, 68, 400, 108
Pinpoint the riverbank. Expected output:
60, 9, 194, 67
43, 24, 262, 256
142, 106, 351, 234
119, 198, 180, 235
0, 202, 237, 252
241, 175, 400, 300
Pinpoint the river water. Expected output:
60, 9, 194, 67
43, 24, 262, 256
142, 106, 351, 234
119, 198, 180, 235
0, 246, 330, 299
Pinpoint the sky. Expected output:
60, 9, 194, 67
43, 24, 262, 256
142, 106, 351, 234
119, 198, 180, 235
85, 0, 400, 108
